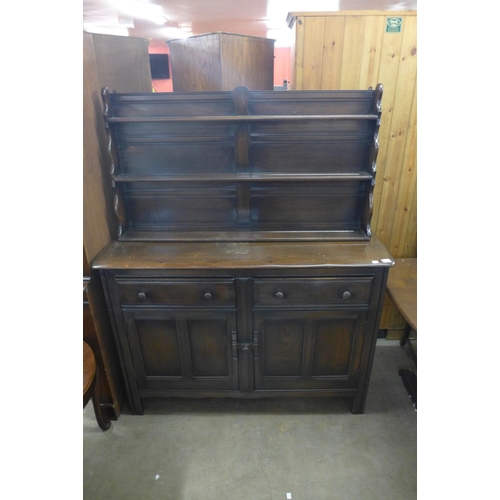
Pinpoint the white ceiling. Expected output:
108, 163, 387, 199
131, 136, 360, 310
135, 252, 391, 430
83, 0, 417, 47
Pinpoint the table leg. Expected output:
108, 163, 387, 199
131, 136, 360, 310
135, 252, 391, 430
400, 322, 411, 346
92, 365, 111, 431
399, 368, 417, 410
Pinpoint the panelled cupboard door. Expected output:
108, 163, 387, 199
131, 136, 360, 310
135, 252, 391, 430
253, 310, 367, 391
122, 309, 238, 391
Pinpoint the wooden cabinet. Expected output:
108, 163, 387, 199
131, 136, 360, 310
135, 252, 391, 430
93, 85, 393, 415
253, 309, 368, 390
168, 32, 275, 91
122, 308, 239, 390
96, 241, 392, 415
83, 32, 153, 419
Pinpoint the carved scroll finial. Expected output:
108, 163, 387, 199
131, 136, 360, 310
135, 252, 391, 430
101, 87, 118, 177
371, 84, 383, 175
113, 189, 128, 239
373, 83, 383, 115
101, 87, 111, 118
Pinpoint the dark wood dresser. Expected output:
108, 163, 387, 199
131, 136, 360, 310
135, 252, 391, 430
93, 85, 394, 414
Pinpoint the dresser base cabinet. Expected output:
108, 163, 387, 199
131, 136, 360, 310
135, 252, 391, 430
95, 239, 392, 415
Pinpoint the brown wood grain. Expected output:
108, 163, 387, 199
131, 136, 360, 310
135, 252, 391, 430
93, 236, 394, 271
386, 258, 417, 331
83, 342, 96, 396
288, 12, 417, 261
287, 11, 417, 334
169, 33, 275, 91
83, 32, 154, 420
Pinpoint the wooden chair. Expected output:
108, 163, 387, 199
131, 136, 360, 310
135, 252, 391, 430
83, 341, 111, 431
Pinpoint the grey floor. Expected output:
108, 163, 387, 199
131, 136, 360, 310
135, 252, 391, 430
83, 340, 417, 500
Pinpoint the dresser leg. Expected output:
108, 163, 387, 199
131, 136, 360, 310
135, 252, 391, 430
350, 396, 365, 414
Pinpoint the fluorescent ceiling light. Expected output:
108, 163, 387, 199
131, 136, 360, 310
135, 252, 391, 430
110, 0, 166, 25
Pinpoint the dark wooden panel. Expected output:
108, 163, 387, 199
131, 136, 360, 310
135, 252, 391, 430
253, 277, 373, 308
250, 139, 370, 174
254, 309, 367, 391
112, 121, 234, 139
134, 318, 182, 377
122, 308, 238, 393
250, 118, 373, 136
123, 184, 237, 230
248, 90, 374, 115
118, 141, 236, 175
261, 318, 304, 377
312, 318, 355, 376
108, 92, 235, 117
187, 320, 230, 377
249, 182, 365, 230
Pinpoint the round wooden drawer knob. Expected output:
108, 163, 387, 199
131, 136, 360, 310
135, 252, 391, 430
342, 291, 351, 300
204, 292, 213, 300
274, 291, 284, 299
137, 292, 147, 300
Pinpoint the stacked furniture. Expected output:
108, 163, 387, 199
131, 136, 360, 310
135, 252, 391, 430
93, 85, 393, 414
168, 32, 275, 91
83, 31, 153, 420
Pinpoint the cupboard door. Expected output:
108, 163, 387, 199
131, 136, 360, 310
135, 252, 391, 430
253, 310, 367, 391
122, 309, 238, 391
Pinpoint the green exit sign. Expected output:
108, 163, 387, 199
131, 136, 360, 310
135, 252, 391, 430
386, 17, 403, 33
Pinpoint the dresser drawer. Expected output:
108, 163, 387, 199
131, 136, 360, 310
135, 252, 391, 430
253, 277, 373, 308
115, 279, 235, 307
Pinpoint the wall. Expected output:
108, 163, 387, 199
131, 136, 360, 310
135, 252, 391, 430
149, 43, 173, 92
273, 47, 291, 86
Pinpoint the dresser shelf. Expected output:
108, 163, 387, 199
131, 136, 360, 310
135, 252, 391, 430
106, 114, 379, 123
113, 172, 374, 183
102, 85, 382, 242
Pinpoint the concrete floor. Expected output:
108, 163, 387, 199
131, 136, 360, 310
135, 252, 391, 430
83, 340, 417, 500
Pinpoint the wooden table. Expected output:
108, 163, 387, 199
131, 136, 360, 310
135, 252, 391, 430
386, 258, 417, 408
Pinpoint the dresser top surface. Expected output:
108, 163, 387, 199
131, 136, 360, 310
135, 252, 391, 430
92, 236, 394, 271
